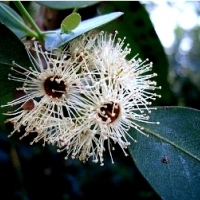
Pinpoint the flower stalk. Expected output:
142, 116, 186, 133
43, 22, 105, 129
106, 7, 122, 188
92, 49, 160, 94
13, 1, 45, 42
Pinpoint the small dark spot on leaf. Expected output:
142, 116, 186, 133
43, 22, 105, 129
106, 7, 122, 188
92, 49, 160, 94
161, 156, 169, 164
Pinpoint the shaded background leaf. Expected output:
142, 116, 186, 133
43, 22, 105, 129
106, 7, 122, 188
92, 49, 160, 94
0, 2, 27, 38
0, 23, 32, 126
0, 23, 32, 97
36, 1, 99, 10
128, 106, 200, 199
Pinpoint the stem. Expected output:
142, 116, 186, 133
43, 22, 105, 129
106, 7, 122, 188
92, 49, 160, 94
0, 3, 37, 38
72, 7, 79, 13
13, 1, 44, 42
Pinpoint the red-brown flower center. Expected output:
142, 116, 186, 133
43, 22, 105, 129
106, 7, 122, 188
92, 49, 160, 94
44, 76, 66, 98
98, 102, 120, 123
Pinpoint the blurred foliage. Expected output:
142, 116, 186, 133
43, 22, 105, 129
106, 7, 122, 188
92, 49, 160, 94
168, 25, 200, 110
0, 1, 200, 200
0, 22, 32, 97
37, 1, 99, 10
0, 3, 27, 38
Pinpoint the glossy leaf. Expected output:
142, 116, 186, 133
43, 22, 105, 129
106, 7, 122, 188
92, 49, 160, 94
36, 1, 99, 10
61, 13, 81, 32
0, 2, 27, 38
0, 22, 32, 97
128, 106, 200, 199
44, 12, 123, 50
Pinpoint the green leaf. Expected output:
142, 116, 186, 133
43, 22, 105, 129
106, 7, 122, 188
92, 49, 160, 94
128, 106, 200, 199
61, 13, 81, 32
44, 12, 123, 50
0, 22, 32, 97
0, 2, 27, 38
36, 1, 99, 10
97, 1, 174, 105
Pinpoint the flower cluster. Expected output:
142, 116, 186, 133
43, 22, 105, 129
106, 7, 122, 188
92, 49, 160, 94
1, 31, 161, 165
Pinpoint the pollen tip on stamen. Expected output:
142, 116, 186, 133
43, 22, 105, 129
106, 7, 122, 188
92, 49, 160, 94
19, 136, 23, 140
154, 73, 158, 77
140, 126, 144, 130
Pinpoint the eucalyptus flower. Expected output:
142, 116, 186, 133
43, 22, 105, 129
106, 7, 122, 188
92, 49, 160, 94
1, 41, 84, 141
69, 31, 97, 60
52, 31, 161, 165
2, 31, 161, 165
67, 70, 160, 165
